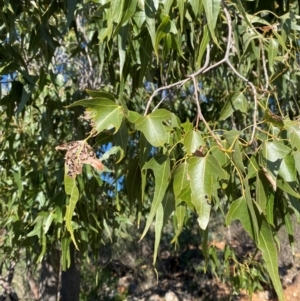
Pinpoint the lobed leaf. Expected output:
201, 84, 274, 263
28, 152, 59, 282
135, 109, 171, 147
188, 155, 225, 229
68, 93, 124, 134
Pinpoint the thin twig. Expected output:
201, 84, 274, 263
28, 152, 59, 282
191, 75, 224, 149
144, 0, 259, 146
260, 39, 269, 91
144, 46, 211, 116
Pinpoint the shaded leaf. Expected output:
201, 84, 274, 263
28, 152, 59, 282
219, 92, 247, 120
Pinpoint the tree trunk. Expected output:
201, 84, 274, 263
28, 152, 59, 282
60, 243, 80, 301
39, 250, 60, 301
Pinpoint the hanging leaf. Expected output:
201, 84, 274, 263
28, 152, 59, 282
172, 161, 190, 197
223, 130, 245, 173
153, 186, 174, 265
184, 129, 205, 156
171, 203, 186, 244
219, 92, 248, 120
140, 155, 170, 240
135, 109, 171, 147
188, 155, 225, 229
202, 0, 221, 47
114, 120, 128, 162
226, 197, 284, 301
284, 120, 300, 150
64, 173, 79, 249
268, 38, 279, 74
67, 92, 124, 134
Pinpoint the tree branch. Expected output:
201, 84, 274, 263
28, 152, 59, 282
144, 0, 259, 146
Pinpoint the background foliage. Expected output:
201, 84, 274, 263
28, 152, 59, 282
1, 0, 300, 300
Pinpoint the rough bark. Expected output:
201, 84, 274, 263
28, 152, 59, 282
0, 260, 18, 301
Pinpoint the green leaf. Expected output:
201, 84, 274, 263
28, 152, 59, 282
223, 130, 245, 173
226, 197, 249, 230
43, 211, 55, 234
262, 141, 291, 162
202, 0, 221, 47
111, 0, 124, 25
127, 110, 142, 123
101, 146, 123, 163
284, 120, 300, 150
164, 0, 174, 14
154, 203, 164, 264
61, 237, 71, 270
126, 157, 142, 208
219, 92, 248, 120
265, 109, 284, 129
68, 93, 124, 134
257, 219, 284, 301
197, 25, 210, 68
64, 172, 79, 250
140, 155, 170, 240
173, 161, 189, 197
268, 38, 278, 74
118, 23, 129, 78
135, 109, 171, 147
178, 0, 184, 32
153, 186, 174, 265
183, 129, 205, 156
276, 178, 300, 199
155, 16, 171, 58
119, 0, 138, 26
278, 155, 296, 182
113, 120, 128, 162
172, 203, 186, 244
145, 0, 157, 50
225, 197, 284, 301
189, 0, 202, 18
66, 0, 78, 29
188, 155, 225, 229
256, 170, 270, 213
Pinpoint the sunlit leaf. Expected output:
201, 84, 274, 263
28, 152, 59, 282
226, 197, 284, 301
135, 109, 171, 146
284, 120, 300, 150
188, 155, 225, 229
223, 130, 245, 173
68, 93, 124, 134
154, 186, 174, 265
140, 155, 170, 240
184, 129, 205, 156
64, 172, 79, 249
202, 0, 221, 47
268, 38, 279, 74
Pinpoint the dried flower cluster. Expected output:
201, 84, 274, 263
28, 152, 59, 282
56, 140, 104, 178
